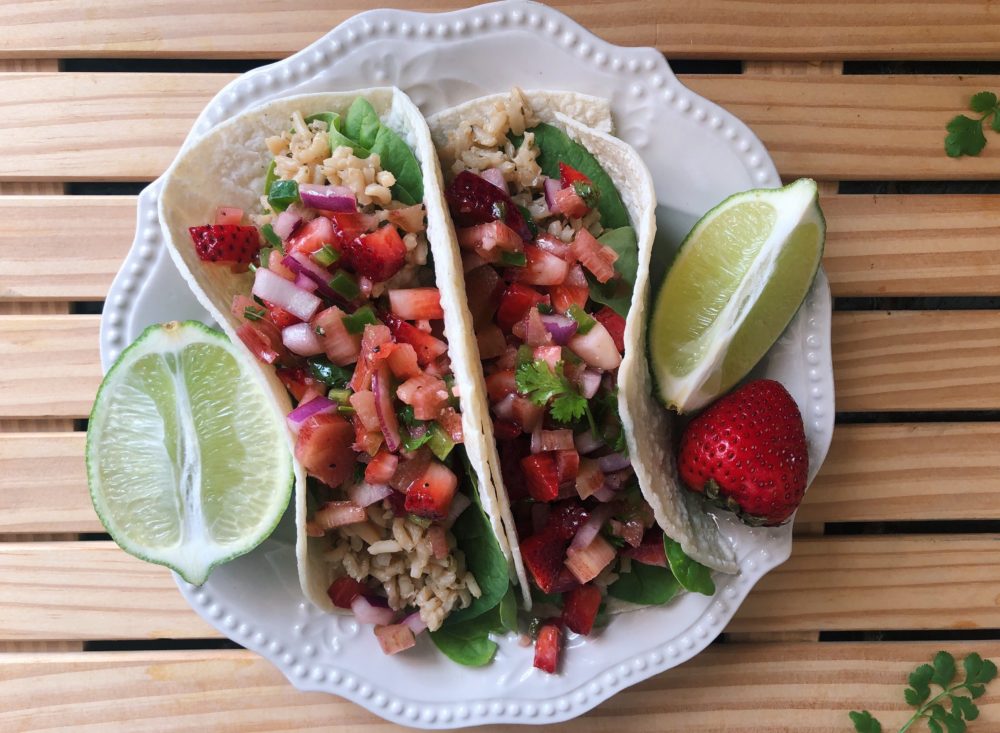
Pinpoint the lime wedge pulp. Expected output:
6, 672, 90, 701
86, 321, 293, 585
649, 178, 825, 412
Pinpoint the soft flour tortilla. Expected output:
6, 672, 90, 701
429, 91, 738, 590
158, 87, 517, 613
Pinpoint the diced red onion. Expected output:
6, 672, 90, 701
540, 313, 577, 345
372, 364, 401, 452
294, 272, 318, 292
532, 429, 575, 454
598, 452, 631, 473
351, 595, 396, 626
401, 611, 428, 636
479, 168, 507, 192
286, 395, 337, 433
252, 268, 321, 321
578, 368, 602, 399
567, 322, 623, 370
443, 491, 471, 528
299, 183, 357, 213
281, 253, 351, 309
282, 322, 324, 356
531, 503, 551, 535
592, 486, 616, 502
348, 482, 393, 508
272, 210, 302, 240
574, 430, 604, 455
570, 505, 614, 550
493, 393, 517, 421
602, 468, 632, 492
543, 177, 562, 210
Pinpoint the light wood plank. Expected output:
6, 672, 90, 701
1, 0, 999, 60
2, 536, 998, 641
0, 316, 101, 419
4, 72, 1000, 182
801, 423, 1000, 523
1, 643, 998, 732
834, 311, 1000, 412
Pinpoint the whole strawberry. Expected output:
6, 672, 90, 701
678, 379, 808, 526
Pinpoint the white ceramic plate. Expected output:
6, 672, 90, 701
99, 1, 835, 727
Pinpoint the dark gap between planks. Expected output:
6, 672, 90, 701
844, 60, 1000, 75
821, 629, 1000, 642
837, 410, 1000, 424
665, 59, 742, 75
825, 520, 1000, 536
840, 181, 1000, 195
70, 301, 103, 315
83, 638, 243, 652
835, 297, 1000, 311
60, 59, 276, 74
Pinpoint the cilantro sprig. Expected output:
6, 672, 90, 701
850, 651, 997, 733
515, 360, 588, 423
945, 92, 1000, 157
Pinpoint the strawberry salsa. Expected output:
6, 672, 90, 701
442, 90, 712, 673
188, 99, 503, 656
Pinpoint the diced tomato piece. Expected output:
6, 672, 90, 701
312, 306, 362, 367
236, 322, 281, 364
521, 530, 569, 594
344, 224, 406, 282
265, 302, 299, 330
521, 453, 560, 502
215, 206, 244, 226
533, 623, 562, 674
565, 534, 616, 584
594, 307, 626, 353
485, 369, 517, 402
189, 224, 260, 265
349, 323, 393, 392
287, 216, 335, 256
562, 584, 602, 636
437, 407, 464, 443
571, 229, 617, 284
396, 374, 450, 421
405, 461, 458, 520
384, 314, 448, 366
513, 245, 571, 286
533, 345, 562, 371
365, 449, 399, 485
545, 500, 589, 542
456, 220, 524, 256
295, 413, 356, 489
388, 288, 444, 320
622, 530, 668, 567
555, 449, 580, 484
387, 204, 426, 234
496, 283, 549, 332
550, 187, 590, 219
374, 624, 417, 655
383, 342, 422, 380
327, 577, 367, 609
558, 162, 592, 190
465, 265, 504, 329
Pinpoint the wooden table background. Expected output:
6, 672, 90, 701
2, 1, 1000, 730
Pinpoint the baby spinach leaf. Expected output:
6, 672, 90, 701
528, 122, 630, 229
498, 585, 519, 633
370, 124, 423, 205
324, 111, 370, 158
664, 536, 716, 596
430, 609, 500, 667
344, 98, 381, 150
607, 561, 680, 605
588, 226, 638, 318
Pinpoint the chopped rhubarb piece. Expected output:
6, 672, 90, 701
287, 216, 335, 256
344, 224, 406, 281
477, 324, 507, 360
349, 323, 393, 392
327, 577, 367, 609
349, 390, 380, 432
555, 449, 580, 483
521, 530, 569, 594
405, 461, 458, 520
372, 363, 402, 452
485, 369, 517, 402
236, 322, 281, 364
295, 413, 356, 489
521, 453, 560, 502
388, 288, 444, 320
397, 374, 450, 421
622, 530, 668, 567
365, 449, 399, 485
594, 307, 626, 353
312, 500, 367, 531
571, 229, 617, 283
562, 584, 602, 635
551, 264, 590, 314
374, 624, 417, 655
575, 458, 604, 500
189, 224, 260, 264
383, 342, 422, 380
427, 524, 450, 560
512, 245, 570, 286
511, 396, 544, 433
550, 186, 590, 219
456, 220, 524, 255
564, 534, 616, 584
533, 623, 562, 674
312, 306, 362, 367
495, 283, 549, 332
567, 321, 623, 370
384, 314, 448, 366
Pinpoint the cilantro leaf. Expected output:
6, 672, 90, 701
849, 710, 882, 733
969, 92, 998, 113
933, 651, 957, 688
515, 359, 587, 424
945, 90, 1000, 157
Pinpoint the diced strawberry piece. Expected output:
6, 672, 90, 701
594, 307, 626, 353
565, 534, 616, 584
551, 187, 590, 219
276, 367, 321, 402
365, 449, 399, 485
558, 162, 592, 190
383, 490, 406, 516
514, 245, 571, 286
562, 584, 602, 635
485, 369, 517, 402
551, 264, 590, 314
344, 225, 406, 282
534, 345, 562, 371
572, 229, 617, 284
445, 170, 533, 241
437, 406, 464, 443
397, 374, 450, 421
622, 530, 668, 567
312, 306, 362, 367
265, 302, 300, 330
215, 206, 244, 226
520, 530, 569, 594
456, 220, 525, 258
327, 576, 367, 609
545, 500, 589, 541
496, 283, 549, 332
323, 211, 377, 245
384, 314, 448, 366
374, 624, 416, 655
498, 438, 530, 500
533, 623, 562, 674
465, 265, 504, 330
555, 449, 580, 484
236, 322, 281, 364
287, 216, 336, 256
388, 288, 444, 320
383, 342, 422, 380
349, 323, 393, 392
353, 426, 384, 457
349, 390, 380, 432
548, 566, 582, 594
493, 418, 523, 441
521, 453, 560, 502
189, 224, 260, 264
390, 449, 432, 492
387, 204, 426, 234
405, 461, 458, 520
477, 324, 507, 360
295, 413, 356, 489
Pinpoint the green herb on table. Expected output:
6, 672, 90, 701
849, 650, 997, 732
945, 91, 1000, 157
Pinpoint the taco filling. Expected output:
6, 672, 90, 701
440, 90, 699, 671
186, 98, 491, 654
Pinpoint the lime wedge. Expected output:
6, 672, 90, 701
86, 321, 293, 585
649, 178, 825, 412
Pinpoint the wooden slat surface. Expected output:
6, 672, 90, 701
1, 535, 996, 641
2, 643, 999, 732
2, 1, 1000, 60
4, 73, 1000, 182
6, 193, 1000, 301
